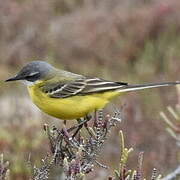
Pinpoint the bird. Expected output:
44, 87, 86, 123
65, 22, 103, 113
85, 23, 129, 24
5, 61, 180, 120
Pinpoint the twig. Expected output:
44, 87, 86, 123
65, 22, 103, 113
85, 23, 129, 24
161, 165, 180, 180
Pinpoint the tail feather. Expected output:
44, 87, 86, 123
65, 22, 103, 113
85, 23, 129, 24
116, 81, 180, 93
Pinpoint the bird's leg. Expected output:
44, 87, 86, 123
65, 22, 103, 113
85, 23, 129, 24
72, 118, 83, 138
72, 115, 92, 138
67, 115, 92, 133
84, 114, 96, 136
63, 120, 67, 125
83, 114, 91, 127
67, 118, 84, 133
93, 110, 98, 128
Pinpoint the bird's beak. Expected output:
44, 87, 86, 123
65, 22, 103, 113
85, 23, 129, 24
5, 75, 22, 82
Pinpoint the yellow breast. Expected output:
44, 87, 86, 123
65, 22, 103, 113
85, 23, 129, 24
27, 82, 119, 120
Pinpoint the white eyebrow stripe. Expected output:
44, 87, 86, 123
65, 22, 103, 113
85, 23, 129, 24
29, 72, 39, 76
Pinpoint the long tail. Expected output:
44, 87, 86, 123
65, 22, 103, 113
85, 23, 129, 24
116, 81, 180, 93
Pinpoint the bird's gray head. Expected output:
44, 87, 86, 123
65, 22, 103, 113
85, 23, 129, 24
5, 61, 55, 83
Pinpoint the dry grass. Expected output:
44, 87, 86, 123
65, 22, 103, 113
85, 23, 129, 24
0, 0, 180, 179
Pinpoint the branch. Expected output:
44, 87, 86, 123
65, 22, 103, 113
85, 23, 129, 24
161, 165, 180, 180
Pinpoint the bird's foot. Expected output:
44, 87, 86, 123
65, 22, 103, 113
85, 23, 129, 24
67, 115, 92, 137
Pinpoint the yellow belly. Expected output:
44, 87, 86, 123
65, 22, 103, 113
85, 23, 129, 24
27, 84, 119, 120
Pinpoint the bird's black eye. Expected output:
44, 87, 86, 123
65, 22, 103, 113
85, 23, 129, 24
25, 72, 40, 82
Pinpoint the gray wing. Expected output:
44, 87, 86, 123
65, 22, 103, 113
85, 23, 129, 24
43, 77, 128, 98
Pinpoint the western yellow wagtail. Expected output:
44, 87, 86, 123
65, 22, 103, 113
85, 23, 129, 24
5, 61, 180, 120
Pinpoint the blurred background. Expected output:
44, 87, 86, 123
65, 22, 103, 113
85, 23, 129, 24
0, 0, 180, 179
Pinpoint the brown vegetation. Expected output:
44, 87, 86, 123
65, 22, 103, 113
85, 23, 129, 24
0, 0, 180, 179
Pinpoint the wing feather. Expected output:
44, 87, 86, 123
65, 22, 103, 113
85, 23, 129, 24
43, 77, 127, 98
